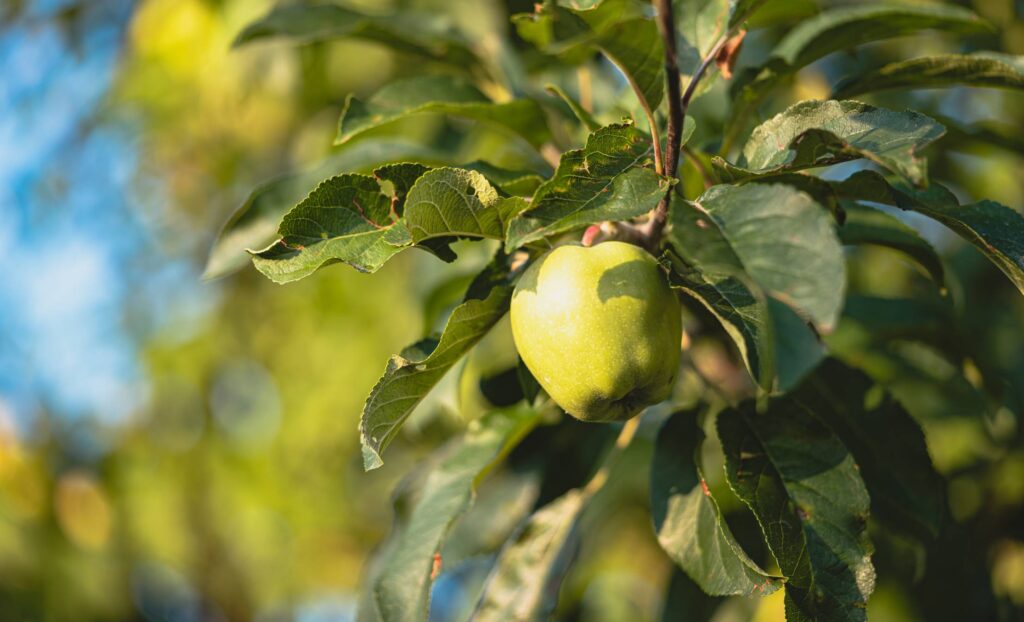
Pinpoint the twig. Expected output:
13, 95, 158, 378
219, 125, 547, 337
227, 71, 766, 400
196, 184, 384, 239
640, 2, 732, 249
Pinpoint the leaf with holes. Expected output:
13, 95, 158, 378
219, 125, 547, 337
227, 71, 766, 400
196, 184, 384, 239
714, 100, 945, 187
506, 123, 671, 249
251, 173, 410, 283
718, 402, 875, 622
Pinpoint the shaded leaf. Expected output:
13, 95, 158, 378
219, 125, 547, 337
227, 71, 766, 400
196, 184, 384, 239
724, 3, 988, 149
360, 267, 514, 471
839, 202, 945, 287
251, 173, 409, 284
473, 489, 585, 621
715, 100, 945, 187
833, 53, 1024, 99
463, 161, 546, 196
374, 163, 432, 213
545, 84, 601, 132
718, 402, 875, 621
835, 171, 1024, 295
404, 168, 526, 242
365, 407, 542, 622
506, 123, 670, 249
791, 359, 946, 539
651, 409, 782, 596
668, 183, 845, 331
336, 75, 551, 148
234, 3, 479, 68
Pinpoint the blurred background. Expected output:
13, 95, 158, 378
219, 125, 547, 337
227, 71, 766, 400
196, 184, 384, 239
0, 0, 1023, 621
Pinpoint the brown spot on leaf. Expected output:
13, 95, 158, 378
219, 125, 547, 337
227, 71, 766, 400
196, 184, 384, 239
715, 30, 747, 80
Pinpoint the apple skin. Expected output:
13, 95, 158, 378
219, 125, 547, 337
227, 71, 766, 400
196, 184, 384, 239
510, 241, 681, 422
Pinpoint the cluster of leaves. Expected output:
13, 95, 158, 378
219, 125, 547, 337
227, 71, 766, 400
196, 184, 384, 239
208, 0, 1024, 620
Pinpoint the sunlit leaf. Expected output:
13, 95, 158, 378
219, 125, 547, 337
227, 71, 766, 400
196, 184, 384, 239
360, 259, 514, 471
833, 53, 1024, 99
714, 100, 945, 187
506, 123, 670, 249
651, 409, 782, 596
251, 173, 410, 283
718, 400, 875, 621
463, 161, 546, 196
473, 489, 585, 621
336, 75, 551, 148
364, 407, 541, 622
404, 168, 527, 242
724, 3, 989, 149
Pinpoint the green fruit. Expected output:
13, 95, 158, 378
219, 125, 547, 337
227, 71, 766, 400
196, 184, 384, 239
458, 316, 521, 419
510, 241, 681, 422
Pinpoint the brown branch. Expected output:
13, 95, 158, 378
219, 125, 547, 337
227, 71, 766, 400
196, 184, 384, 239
641, 3, 732, 249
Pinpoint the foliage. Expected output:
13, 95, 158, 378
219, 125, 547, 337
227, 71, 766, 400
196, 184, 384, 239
201, 0, 1024, 620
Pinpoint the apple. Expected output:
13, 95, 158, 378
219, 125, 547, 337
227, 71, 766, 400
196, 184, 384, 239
510, 241, 681, 422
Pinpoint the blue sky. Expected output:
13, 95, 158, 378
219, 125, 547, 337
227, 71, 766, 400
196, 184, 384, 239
0, 1, 213, 433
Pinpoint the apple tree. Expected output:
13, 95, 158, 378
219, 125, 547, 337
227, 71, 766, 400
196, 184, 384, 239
206, 0, 1024, 620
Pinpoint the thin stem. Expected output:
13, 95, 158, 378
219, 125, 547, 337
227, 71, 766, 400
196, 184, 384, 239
581, 416, 641, 498
641, 1, 732, 248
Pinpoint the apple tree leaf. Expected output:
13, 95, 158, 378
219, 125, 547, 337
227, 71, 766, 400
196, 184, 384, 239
835, 171, 1024, 296
790, 359, 946, 539
360, 258, 515, 471
833, 53, 1024, 99
473, 489, 585, 621
724, 3, 989, 148
714, 100, 946, 187
336, 75, 552, 149
718, 400, 875, 622
651, 408, 782, 596
251, 173, 411, 284
668, 183, 845, 332
362, 406, 542, 622
405, 168, 527, 242
506, 123, 671, 249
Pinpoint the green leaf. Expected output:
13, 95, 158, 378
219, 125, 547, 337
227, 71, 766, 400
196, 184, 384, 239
790, 359, 946, 539
204, 141, 451, 280
506, 123, 670, 249
668, 183, 845, 331
514, 1, 664, 112
251, 173, 410, 284
234, 4, 479, 68
718, 402, 875, 622
360, 264, 514, 471
839, 202, 945, 288
463, 161, 546, 196
835, 171, 1024, 296
667, 261, 825, 392
336, 75, 551, 149
364, 407, 541, 622
674, 0, 732, 96
834, 53, 1024, 99
724, 3, 989, 149
473, 489, 585, 621
374, 163, 432, 213
404, 168, 526, 242
651, 409, 782, 596
715, 100, 945, 187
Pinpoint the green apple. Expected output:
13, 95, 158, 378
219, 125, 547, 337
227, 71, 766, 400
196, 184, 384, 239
458, 316, 521, 419
510, 241, 681, 422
